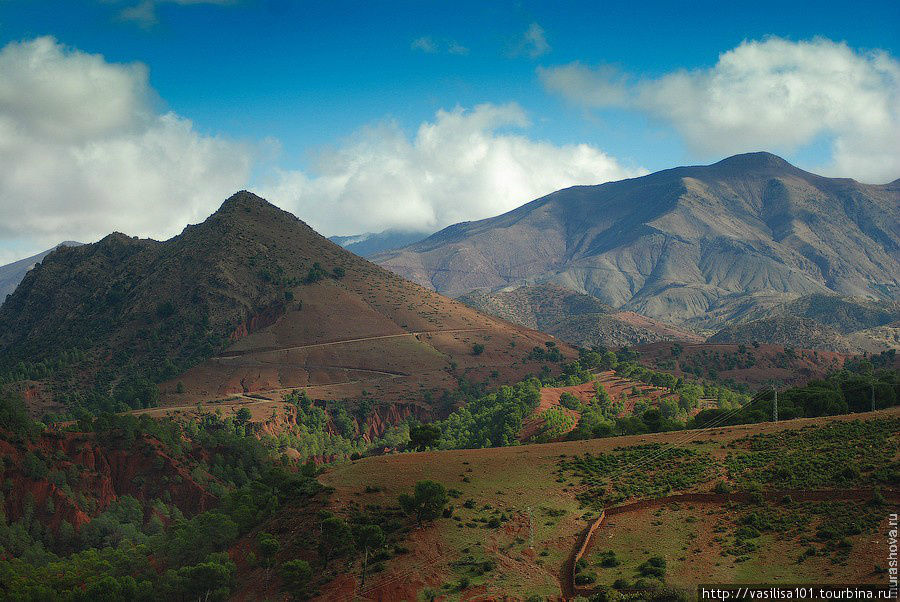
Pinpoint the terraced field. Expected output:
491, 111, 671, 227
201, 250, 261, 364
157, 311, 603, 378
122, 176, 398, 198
520, 371, 717, 443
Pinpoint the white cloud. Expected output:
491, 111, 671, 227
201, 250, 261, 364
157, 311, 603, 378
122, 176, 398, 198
411, 36, 437, 53
0, 37, 252, 254
513, 23, 550, 59
119, 0, 237, 28
259, 103, 645, 236
539, 37, 900, 183
411, 36, 469, 55
538, 62, 627, 106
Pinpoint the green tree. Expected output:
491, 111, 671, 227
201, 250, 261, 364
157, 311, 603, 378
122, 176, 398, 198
600, 351, 618, 370
280, 559, 312, 599
235, 407, 252, 424
257, 532, 280, 566
318, 516, 353, 565
398, 480, 448, 525
409, 423, 441, 450
354, 524, 385, 586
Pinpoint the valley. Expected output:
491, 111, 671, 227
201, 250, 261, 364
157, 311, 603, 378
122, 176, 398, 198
0, 177, 896, 602
1, 6, 899, 601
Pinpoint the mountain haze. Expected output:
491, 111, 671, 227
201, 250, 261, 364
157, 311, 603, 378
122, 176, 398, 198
375, 153, 899, 330
329, 228, 431, 257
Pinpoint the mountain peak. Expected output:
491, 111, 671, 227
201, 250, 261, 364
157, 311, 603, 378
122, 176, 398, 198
711, 152, 795, 171
217, 190, 277, 213
199, 190, 309, 236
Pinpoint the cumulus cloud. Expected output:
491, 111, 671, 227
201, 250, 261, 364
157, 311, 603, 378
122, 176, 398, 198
539, 37, 900, 183
259, 103, 645, 236
411, 36, 469, 55
512, 23, 551, 59
0, 37, 252, 253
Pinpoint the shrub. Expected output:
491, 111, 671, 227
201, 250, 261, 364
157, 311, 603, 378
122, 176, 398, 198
638, 556, 666, 578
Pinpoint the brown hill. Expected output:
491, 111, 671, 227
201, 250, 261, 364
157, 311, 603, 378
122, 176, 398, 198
461, 284, 702, 349
374, 153, 899, 330
0, 191, 574, 417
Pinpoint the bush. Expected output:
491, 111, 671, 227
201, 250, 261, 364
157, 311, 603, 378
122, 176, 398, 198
304, 262, 327, 283
598, 550, 620, 567
714, 480, 732, 494
638, 556, 666, 578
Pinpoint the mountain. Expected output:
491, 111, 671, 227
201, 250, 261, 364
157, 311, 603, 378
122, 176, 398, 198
329, 228, 431, 257
460, 283, 703, 349
0, 241, 82, 302
374, 153, 899, 332
708, 294, 900, 352
0, 191, 572, 416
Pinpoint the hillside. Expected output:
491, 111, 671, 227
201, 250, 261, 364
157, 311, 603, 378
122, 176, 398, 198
635, 341, 850, 388
708, 294, 900, 352
521, 370, 709, 443
0, 192, 574, 418
374, 153, 899, 331
461, 284, 702, 349
0, 241, 82, 302
317, 409, 900, 600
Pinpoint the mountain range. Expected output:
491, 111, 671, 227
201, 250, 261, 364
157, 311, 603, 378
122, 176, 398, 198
374, 153, 899, 336
329, 229, 431, 257
460, 283, 703, 349
0, 192, 571, 416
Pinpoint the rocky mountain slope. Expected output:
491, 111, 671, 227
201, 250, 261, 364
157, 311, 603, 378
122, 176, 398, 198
460, 284, 702, 349
329, 228, 431, 257
0, 241, 82, 302
708, 294, 900, 352
0, 192, 572, 416
374, 153, 899, 331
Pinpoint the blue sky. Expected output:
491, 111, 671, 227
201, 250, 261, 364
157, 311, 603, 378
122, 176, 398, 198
0, 0, 898, 260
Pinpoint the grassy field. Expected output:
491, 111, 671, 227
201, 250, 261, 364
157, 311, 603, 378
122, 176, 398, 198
315, 407, 900, 600
584, 500, 887, 589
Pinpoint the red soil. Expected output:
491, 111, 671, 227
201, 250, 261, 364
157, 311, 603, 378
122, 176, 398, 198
0, 430, 214, 533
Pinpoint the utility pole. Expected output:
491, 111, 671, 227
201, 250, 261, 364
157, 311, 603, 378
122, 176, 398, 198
871, 382, 876, 413
772, 386, 778, 423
